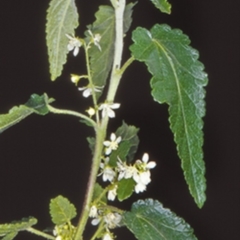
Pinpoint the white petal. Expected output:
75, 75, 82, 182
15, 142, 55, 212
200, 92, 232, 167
147, 161, 156, 169
142, 153, 149, 163
111, 103, 120, 109
91, 218, 100, 226
83, 88, 91, 98
73, 46, 79, 56
110, 133, 116, 141
135, 182, 146, 193
116, 136, 122, 143
107, 108, 115, 118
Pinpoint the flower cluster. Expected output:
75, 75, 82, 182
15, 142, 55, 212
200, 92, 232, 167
89, 205, 122, 240
53, 223, 76, 240
99, 132, 156, 201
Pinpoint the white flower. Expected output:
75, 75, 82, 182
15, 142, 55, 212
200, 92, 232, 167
88, 30, 102, 51
102, 232, 113, 240
133, 171, 151, 193
139, 153, 157, 170
89, 205, 98, 218
104, 212, 122, 229
108, 185, 118, 201
99, 157, 116, 182
117, 158, 137, 181
78, 85, 103, 98
133, 153, 156, 193
103, 133, 121, 155
66, 34, 82, 56
99, 103, 120, 118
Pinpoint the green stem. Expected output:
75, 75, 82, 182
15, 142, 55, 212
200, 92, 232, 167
119, 56, 135, 75
26, 227, 55, 240
107, 0, 126, 102
74, 120, 108, 240
74, 1, 126, 239
84, 42, 100, 123
47, 105, 96, 128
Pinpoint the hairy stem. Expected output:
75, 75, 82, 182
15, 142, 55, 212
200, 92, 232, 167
26, 227, 55, 240
47, 105, 96, 128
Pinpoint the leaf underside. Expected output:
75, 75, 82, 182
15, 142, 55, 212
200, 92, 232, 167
123, 199, 197, 240
0, 94, 54, 134
46, 0, 79, 80
130, 24, 208, 208
150, 0, 172, 14
86, 3, 135, 99
50, 195, 77, 225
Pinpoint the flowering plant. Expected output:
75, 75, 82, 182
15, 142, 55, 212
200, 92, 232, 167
0, 0, 208, 240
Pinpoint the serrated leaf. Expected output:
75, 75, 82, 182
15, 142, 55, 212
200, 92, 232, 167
2, 232, 18, 240
93, 183, 107, 204
117, 178, 135, 201
123, 199, 197, 240
0, 217, 37, 237
115, 121, 139, 162
150, 0, 172, 14
46, 0, 79, 80
0, 94, 54, 134
49, 195, 77, 225
130, 24, 208, 207
86, 3, 135, 99
85, 6, 115, 97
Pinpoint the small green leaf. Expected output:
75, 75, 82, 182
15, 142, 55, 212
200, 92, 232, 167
87, 136, 95, 154
115, 121, 139, 162
2, 232, 18, 240
0, 217, 37, 237
123, 199, 197, 240
109, 141, 131, 167
150, 0, 172, 14
0, 94, 54, 134
123, 2, 136, 33
130, 24, 208, 208
46, 0, 79, 80
93, 183, 107, 204
117, 178, 135, 201
49, 195, 77, 225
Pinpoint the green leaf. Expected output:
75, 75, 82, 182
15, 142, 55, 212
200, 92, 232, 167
150, 0, 172, 14
0, 217, 37, 237
117, 178, 135, 201
115, 121, 139, 162
85, 6, 115, 96
123, 2, 136, 33
92, 183, 107, 204
130, 24, 208, 208
2, 232, 18, 240
123, 199, 197, 240
0, 94, 54, 134
46, 0, 79, 80
87, 136, 95, 154
109, 141, 131, 167
86, 3, 135, 99
49, 195, 77, 225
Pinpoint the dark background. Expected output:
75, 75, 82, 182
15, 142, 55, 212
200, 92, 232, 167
0, 0, 239, 239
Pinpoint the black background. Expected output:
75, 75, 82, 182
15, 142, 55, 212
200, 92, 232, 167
0, 0, 239, 239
